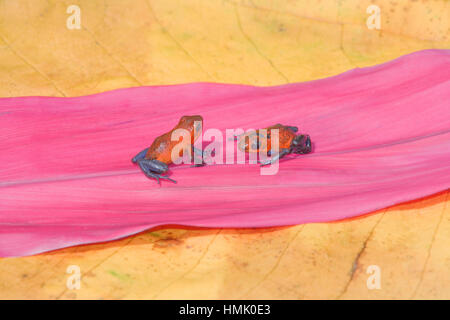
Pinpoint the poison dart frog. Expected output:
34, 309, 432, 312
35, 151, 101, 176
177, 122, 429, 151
132, 115, 203, 184
236, 124, 312, 166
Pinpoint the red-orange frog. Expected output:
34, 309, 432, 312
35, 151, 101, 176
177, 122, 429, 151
132, 115, 203, 184
236, 124, 312, 165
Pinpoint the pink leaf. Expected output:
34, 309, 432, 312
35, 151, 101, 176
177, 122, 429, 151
0, 49, 449, 257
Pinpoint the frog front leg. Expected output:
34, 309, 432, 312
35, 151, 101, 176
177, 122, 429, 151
259, 148, 291, 166
191, 146, 208, 167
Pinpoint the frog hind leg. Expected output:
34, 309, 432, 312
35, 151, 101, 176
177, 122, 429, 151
131, 148, 150, 163
137, 159, 176, 184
